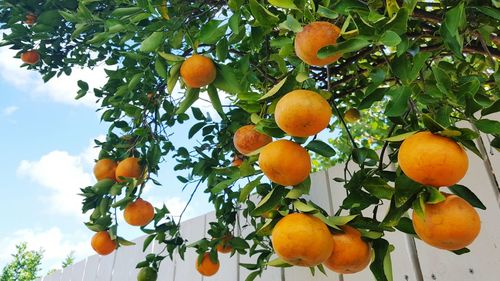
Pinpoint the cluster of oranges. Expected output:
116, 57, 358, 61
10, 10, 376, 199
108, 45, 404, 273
90, 157, 156, 256
20, 13, 40, 65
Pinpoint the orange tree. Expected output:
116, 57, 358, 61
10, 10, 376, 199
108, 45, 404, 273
1, 0, 499, 280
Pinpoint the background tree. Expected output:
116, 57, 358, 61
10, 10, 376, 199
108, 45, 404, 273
0, 243, 44, 281
0, 0, 499, 280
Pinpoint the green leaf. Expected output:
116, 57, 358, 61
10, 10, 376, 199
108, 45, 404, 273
394, 217, 416, 235
362, 177, 395, 200
317, 5, 338, 19
111, 7, 143, 17
384, 131, 417, 142
474, 6, 500, 20
425, 187, 446, 204
251, 186, 289, 216
379, 30, 401, 47
281, 15, 303, 32
475, 119, 500, 135
249, 0, 279, 26
268, 0, 297, 9
213, 64, 242, 94
216, 38, 229, 61
188, 122, 205, 139
267, 257, 293, 269
422, 114, 446, 133
167, 63, 181, 94
286, 176, 311, 199
211, 177, 238, 194
155, 58, 167, 79
293, 200, 317, 213
199, 21, 228, 44
452, 248, 471, 255
259, 77, 287, 100
239, 176, 263, 202
449, 185, 487, 210
394, 174, 423, 208
318, 38, 370, 58
176, 88, 200, 114
158, 52, 184, 62
140, 32, 165, 52
385, 86, 411, 117
370, 239, 392, 281
305, 140, 336, 157
481, 99, 500, 116
207, 85, 226, 120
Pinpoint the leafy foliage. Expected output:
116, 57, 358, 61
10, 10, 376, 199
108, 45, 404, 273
0, 0, 499, 280
0, 243, 43, 281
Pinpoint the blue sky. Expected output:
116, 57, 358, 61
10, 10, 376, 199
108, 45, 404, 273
0, 47, 214, 274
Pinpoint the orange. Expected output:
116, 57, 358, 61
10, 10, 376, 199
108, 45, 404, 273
216, 236, 233, 254
323, 225, 371, 274
180, 54, 216, 88
21, 50, 40, 65
344, 108, 361, 123
115, 157, 143, 182
258, 140, 311, 186
294, 21, 341, 66
93, 159, 117, 181
231, 155, 243, 167
124, 198, 155, 226
412, 194, 481, 251
233, 125, 272, 155
275, 90, 332, 137
24, 13, 37, 25
196, 253, 220, 276
271, 213, 333, 266
398, 131, 468, 187
91, 231, 116, 256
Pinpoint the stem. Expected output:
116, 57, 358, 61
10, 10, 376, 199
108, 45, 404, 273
178, 179, 202, 224
326, 66, 358, 149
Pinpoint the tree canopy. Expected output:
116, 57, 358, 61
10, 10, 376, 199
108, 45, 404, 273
1, 243, 43, 281
1, 0, 499, 280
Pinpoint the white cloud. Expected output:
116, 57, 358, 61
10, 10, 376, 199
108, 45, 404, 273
16, 137, 104, 218
0, 227, 91, 274
2, 106, 18, 116
0, 48, 107, 107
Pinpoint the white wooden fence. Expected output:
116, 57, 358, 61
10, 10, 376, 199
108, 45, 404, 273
36, 125, 500, 281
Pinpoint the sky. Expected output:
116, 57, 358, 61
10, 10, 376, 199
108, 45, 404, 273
0, 47, 215, 275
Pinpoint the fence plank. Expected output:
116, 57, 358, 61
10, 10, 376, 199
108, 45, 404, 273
413, 150, 500, 281
203, 211, 239, 281
68, 259, 86, 281
111, 235, 152, 281
153, 238, 176, 281
60, 266, 72, 281
81, 255, 100, 281
43, 270, 62, 281
95, 253, 115, 281
173, 215, 206, 281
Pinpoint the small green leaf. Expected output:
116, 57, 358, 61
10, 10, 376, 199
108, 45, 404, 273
362, 177, 395, 200
317, 6, 338, 19
251, 186, 288, 216
249, 0, 279, 26
318, 38, 370, 58
449, 185, 487, 210
475, 119, 500, 135
268, 0, 297, 9
207, 85, 227, 120
305, 140, 336, 157
286, 176, 311, 199
199, 21, 228, 44
239, 176, 263, 202
422, 114, 446, 133
385, 131, 418, 142
425, 187, 446, 204
176, 88, 200, 114
259, 77, 287, 100
140, 32, 165, 52
379, 30, 401, 47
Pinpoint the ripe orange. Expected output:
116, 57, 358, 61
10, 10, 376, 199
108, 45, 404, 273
196, 253, 220, 276
275, 90, 332, 137
216, 236, 233, 254
398, 131, 468, 187
24, 13, 37, 25
344, 108, 361, 123
272, 213, 333, 266
180, 54, 216, 88
124, 198, 155, 227
21, 50, 40, 65
233, 125, 272, 155
323, 225, 371, 274
258, 140, 311, 186
294, 21, 341, 66
115, 157, 143, 182
412, 194, 481, 251
93, 159, 117, 181
231, 155, 243, 167
91, 231, 116, 256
